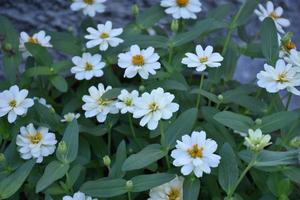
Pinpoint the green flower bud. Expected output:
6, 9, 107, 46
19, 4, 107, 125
57, 141, 67, 154
126, 180, 133, 191
131, 4, 139, 17
217, 94, 224, 101
4, 43, 12, 51
171, 20, 179, 33
0, 153, 5, 163
139, 85, 145, 92
102, 155, 111, 167
255, 118, 262, 125
290, 136, 300, 148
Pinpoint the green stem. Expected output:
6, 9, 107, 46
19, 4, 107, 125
160, 123, 171, 169
168, 46, 174, 64
108, 127, 112, 156
222, 29, 233, 55
195, 74, 205, 110
227, 153, 257, 198
128, 114, 136, 138
285, 93, 292, 111
127, 192, 132, 200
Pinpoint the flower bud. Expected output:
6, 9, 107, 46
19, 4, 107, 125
131, 4, 139, 17
102, 155, 111, 167
217, 94, 224, 101
126, 180, 134, 191
57, 141, 67, 154
4, 43, 12, 51
139, 85, 145, 92
244, 129, 271, 152
0, 153, 5, 163
290, 136, 300, 148
255, 118, 262, 125
171, 20, 179, 33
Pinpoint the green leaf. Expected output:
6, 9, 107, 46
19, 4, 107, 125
239, 150, 298, 168
160, 80, 189, 91
122, 34, 169, 49
49, 31, 82, 55
79, 124, 107, 136
102, 88, 122, 100
223, 45, 239, 81
136, 4, 166, 28
170, 18, 226, 47
80, 178, 127, 198
183, 177, 200, 200
36, 161, 69, 192
207, 3, 232, 20
214, 111, 254, 132
258, 111, 298, 133
190, 89, 220, 104
50, 75, 68, 92
56, 120, 79, 164
283, 167, 300, 184
122, 144, 166, 171
0, 16, 19, 49
25, 43, 53, 66
109, 141, 127, 178
235, 0, 259, 26
0, 160, 35, 199
131, 173, 175, 192
67, 164, 83, 187
24, 66, 54, 77
2, 54, 21, 84
164, 108, 198, 149
218, 143, 239, 194
261, 17, 279, 65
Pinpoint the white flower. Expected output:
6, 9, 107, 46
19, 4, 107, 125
148, 176, 184, 200
116, 89, 139, 114
61, 113, 81, 123
133, 88, 179, 130
16, 123, 57, 163
254, 1, 290, 33
257, 59, 300, 95
63, 191, 97, 200
171, 131, 221, 178
244, 129, 271, 152
19, 30, 52, 57
278, 34, 297, 58
85, 21, 123, 51
0, 85, 34, 123
71, 53, 106, 80
181, 45, 224, 72
160, 0, 202, 19
82, 83, 118, 123
33, 97, 53, 110
286, 49, 300, 68
118, 45, 161, 79
70, 0, 106, 17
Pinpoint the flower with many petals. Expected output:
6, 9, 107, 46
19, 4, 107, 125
71, 53, 106, 80
160, 0, 202, 19
257, 59, 300, 95
244, 129, 271, 152
0, 85, 34, 123
61, 113, 81, 123
116, 89, 139, 114
254, 1, 290, 33
148, 176, 184, 200
182, 45, 224, 72
16, 123, 57, 163
85, 21, 123, 51
133, 88, 179, 130
118, 45, 161, 79
171, 131, 221, 178
70, 0, 106, 17
63, 191, 97, 200
82, 83, 118, 123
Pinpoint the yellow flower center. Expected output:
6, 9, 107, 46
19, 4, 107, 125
28, 132, 43, 144
284, 41, 296, 52
199, 56, 208, 63
84, 0, 94, 5
9, 100, 17, 108
277, 73, 289, 83
187, 144, 204, 158
167, 187, 181, 200
100, 32, 109, 39
176, 0, 189, 7
28, 37, 39, 44
149, 102, 159, 112
124, 98, 133, 106
97, 98, 112, 106
85, 62, 93, 71
270, 11, 279, 19
132, 55, 145, 66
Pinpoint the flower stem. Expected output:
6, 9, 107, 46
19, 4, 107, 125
108, 127, 112, 156
196, 74, 205, 110
160, 123, 171, 169
127, 192, 132, 200
285, 93, 292, 111
128, 114, 136, 138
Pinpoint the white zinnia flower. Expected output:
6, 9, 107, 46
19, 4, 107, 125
116, 89, 139, 114
133, 88, 179, 130
70, 0, 106, 17
61, 112, 81, 123
257, 59, 300, 95
16, 123, 57, 163
118, 45, 161, 79
19, 30, 52, 57
82, 83, 118, 123
286, 49, 300, 68
85, 21, 123, 51
148, 176, 184, 200
244, 129, 271, 152
181, 45, 224, 72
0, 85, 34, 123
63, 191, 97, 200
254, 1, 290, 33
160, 0, 202, 19
171, 131, 221, 178
71, 53, 106, 80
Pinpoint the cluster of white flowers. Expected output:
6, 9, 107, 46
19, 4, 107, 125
161, 0, 202, 19
70, 0, 106, 17
63, 191, 97, 200
255, 1, 300, 96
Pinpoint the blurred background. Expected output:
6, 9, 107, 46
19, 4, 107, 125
0, 0, 300, 107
